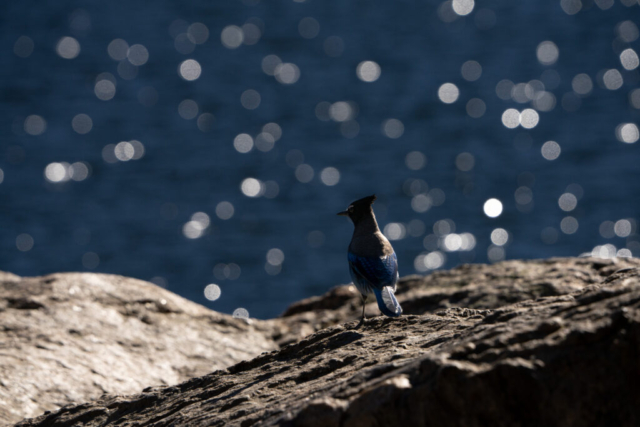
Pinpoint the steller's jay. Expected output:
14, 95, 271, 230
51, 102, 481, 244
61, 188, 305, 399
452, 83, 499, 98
338, 194, 402, 328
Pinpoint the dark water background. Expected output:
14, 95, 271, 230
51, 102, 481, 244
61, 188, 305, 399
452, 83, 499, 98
2, 0, 640, 319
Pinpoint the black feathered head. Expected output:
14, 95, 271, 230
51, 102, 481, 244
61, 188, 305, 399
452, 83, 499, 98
337, 194, 377, 224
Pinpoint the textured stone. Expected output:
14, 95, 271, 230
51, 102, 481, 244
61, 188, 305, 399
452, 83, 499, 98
13, 257, 640, 426
280, 256, 640, 335
0, 272, 278, 425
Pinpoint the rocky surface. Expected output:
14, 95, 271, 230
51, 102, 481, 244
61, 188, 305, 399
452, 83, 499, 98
0, 272, 278, 425
280, 256, 640, 335
13, 257, 640, 426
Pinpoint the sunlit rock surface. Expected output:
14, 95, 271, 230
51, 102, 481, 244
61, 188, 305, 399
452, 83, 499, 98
279, 256, 640, 337
0, 272, 278, 425
11, 257, 640, 426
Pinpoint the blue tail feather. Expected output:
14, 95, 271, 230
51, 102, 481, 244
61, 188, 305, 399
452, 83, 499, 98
373, 286, 402, 317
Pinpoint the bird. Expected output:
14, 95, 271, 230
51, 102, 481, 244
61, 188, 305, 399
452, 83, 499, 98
337, 194, 402, 328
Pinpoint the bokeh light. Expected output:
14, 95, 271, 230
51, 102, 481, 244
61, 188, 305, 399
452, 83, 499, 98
615, 219, 632, 237
266, 248, 285, 266
466, 98, 486, 118
241, 178, 262, 197
213, 263, 241, 281
127, 44, 149, 66
299, 17, 320, 39
483, 199, 503, 218
255, 132, 275, 152
536, 41, 559, 65
233, 308, 249, 319
490, 228, 509, 246
501, 109, 520, 129
179, 59, 202, 81
263, 122, 282, 140
14, 36, 34, 58
329, 102, 353, 122
560, 216, 579, 234
110, 36, 133, 54
16, 234, 34, 252
438, 83, 459, 104
461, 60, 482, 81
456, 152, 475, 171
452, 0, 475, 16
274, 63, 300, 84
616, 123, 639, 143
356, 61, 381, 82
114, 141, 134, 161
240, 89, 261, 109
596, 0, 614, 9
384, 223, 406, 241
558, 193, 577, 211
320, 167, 340, 186
262, 55, 281, 76
295, 164, 314, 183
69, 162, 90, 181
496, 80, 514, 100
405, 151, 426, 170
216, 202, 235, 220
242, 21, 262, 45
56, 37, 80, 59
183, 212, 210, 239
487, 245, 505, 262
618, 20, 639, 42
221, 25, 244, 48
204, 284, 221, 301
24, 115, 47, 135
178, 99, 199, 119
382, 118, 404, 138
95, 79, 116, 101
560, 0, 581, 15
519, 109, 539, 129
603, 69, 623, 90
411, 194, 432, 213
197, 113, 215, 132
234, 133, 254, 153
572, 74, 593, 95
44, 163, 70, 183
541, 141, 561, 160
620, 48, 639, 71
71, 114, 93, 134
188, 23, 209, 44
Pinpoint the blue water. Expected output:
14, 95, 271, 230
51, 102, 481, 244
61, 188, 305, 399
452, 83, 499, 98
1, 0, 639, 319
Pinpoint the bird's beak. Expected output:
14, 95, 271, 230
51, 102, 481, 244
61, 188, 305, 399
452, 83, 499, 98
337, 211, 349, 216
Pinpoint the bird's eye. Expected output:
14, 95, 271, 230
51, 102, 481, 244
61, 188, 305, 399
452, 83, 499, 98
348, 206, 354, 213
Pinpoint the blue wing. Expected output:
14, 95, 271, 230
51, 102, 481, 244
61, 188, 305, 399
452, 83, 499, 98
348, 252, 402, 317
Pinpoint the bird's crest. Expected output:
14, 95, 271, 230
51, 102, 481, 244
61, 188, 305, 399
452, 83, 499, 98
351, 194, 376, 209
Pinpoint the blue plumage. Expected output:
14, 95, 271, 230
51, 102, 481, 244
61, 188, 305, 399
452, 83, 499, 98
348, 252, 402, 317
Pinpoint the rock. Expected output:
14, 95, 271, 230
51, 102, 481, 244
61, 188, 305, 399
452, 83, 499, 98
278, 257, 640, 336
0, 272, 278, 425
14, 257, 640, 426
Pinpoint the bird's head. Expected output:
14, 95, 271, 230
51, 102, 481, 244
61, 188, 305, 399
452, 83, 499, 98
337, 194, 377, 224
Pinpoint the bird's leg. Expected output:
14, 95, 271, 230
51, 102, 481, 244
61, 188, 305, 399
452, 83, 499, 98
352, 295, 366, 330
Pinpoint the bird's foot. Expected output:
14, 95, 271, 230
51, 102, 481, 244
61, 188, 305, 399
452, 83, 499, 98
349, 317, 365, 330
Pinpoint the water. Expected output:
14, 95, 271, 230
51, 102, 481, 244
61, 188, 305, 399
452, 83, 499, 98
1, 0, 640, 319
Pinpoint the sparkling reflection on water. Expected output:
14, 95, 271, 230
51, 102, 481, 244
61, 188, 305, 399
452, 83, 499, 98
2, 1, 640, 319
